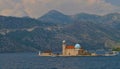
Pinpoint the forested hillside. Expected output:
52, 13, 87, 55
0, 10, 120, 52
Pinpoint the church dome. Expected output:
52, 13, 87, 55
75, 44, 81, 49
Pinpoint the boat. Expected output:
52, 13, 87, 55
104, 51, 119, 56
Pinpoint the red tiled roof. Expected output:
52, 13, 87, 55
66, 46, 74, 49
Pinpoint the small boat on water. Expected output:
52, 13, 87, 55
104, 51, 119, 56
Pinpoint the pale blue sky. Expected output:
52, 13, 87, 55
105, 0, 120, 6
0, 0, 119, 18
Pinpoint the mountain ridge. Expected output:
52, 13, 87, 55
0, 10, 120, 52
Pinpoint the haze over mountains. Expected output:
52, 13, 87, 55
0, 10, 120, 52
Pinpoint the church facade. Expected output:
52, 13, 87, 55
62, 40, 90, 56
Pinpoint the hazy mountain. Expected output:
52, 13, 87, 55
100, 13, 120, 30
0, 11, 120, 52
0, 15, 47, 29
38, 10, 73, 24
71, 13, 102, 22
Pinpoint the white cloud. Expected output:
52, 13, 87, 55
0, 0, 28, 17
0, 0, 119, 18
48, 0, 119, 15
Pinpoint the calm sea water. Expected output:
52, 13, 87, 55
0, 53, 120, 69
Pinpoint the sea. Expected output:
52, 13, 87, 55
0, 53, 120, 69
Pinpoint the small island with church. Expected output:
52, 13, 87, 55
38, 40, 119, 57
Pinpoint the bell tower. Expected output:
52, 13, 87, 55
62, 40, 66, 55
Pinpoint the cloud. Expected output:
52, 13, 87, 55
86, 0, 98, 5
105, 0, 120, 6
0, 0, 28, 17
0, 0, 119, 18
46, 0, 119, 15
0, 9, 13, 16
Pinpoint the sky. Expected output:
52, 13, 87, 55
0, 0, 120, 18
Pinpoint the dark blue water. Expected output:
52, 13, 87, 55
0, 53, 120, 69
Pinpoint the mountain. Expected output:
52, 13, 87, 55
0, 16, 58, 52
102, 13, 120, 28
38, 10, 104, 24
0, 15, 47, 29
38, 10, 73, 24
71, 13, 102, 22
0, 11, 120, 52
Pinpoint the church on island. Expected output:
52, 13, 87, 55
39, 40, 95, 56
62, 40, 91, 56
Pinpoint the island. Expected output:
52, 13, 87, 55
38, 40, 98, 56
38, 40, 119, 57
